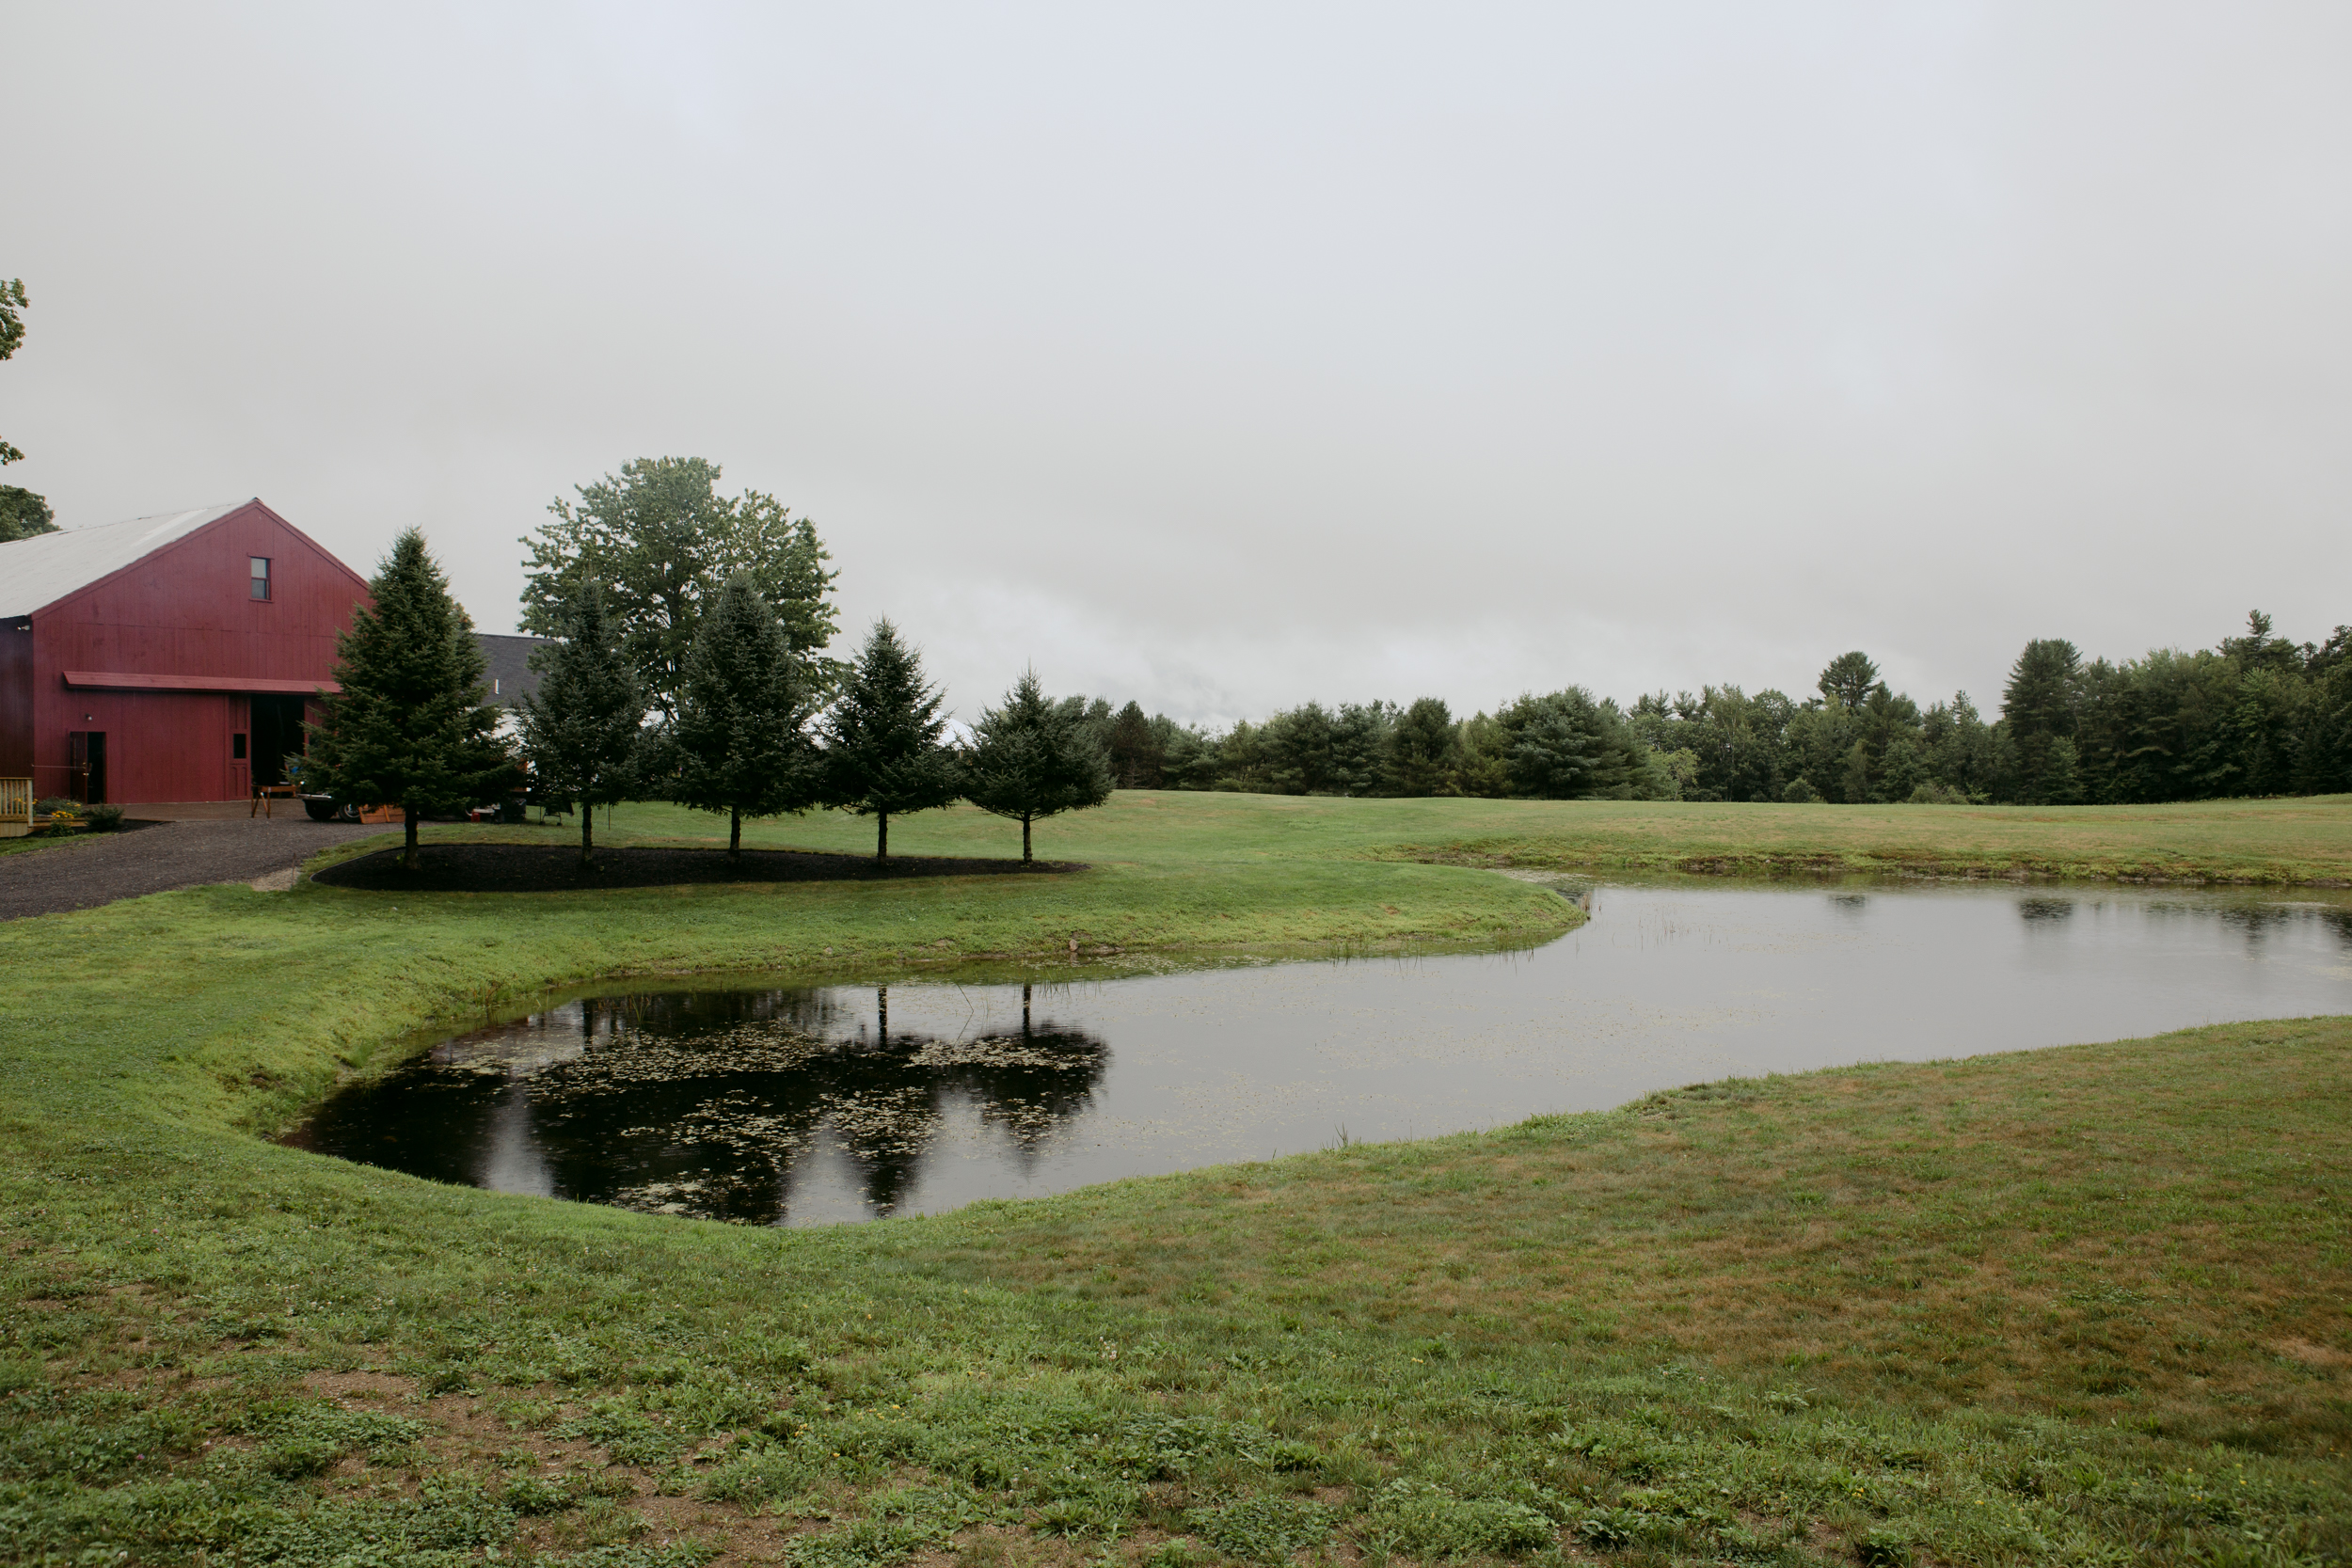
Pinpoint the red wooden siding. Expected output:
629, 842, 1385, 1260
18, 501, 371, 803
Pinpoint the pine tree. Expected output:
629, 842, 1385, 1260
1817, 651, 1881, 713
671, 578, 819, 860
1501, 689, 1611, 798
962, 669, 1112, 863
1385, 697, 1458, 797
516, 581, 645, 868
309, 530, 510, 869
2001, 638, 2084, 802
1106, 701, 1162, 788
820, 619, 961, 861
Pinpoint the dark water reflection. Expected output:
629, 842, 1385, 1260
290, 878, 2352, 1226
289, 985, 1107, 1225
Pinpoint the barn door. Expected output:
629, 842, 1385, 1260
249, 695, 308, 785
230, 729, 249, 802
67, 732, 107, 805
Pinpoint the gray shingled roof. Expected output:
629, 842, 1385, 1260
477, 633, 551, 708
0, 502, 251, 617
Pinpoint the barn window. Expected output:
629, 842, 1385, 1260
249, 557, 271, 600
232, 733, 247, 760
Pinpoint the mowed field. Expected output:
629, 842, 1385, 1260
395, 788, 2352, 887
2, 792, 2348, 1566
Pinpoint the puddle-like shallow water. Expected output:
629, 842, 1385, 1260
286, 878, 2352, 1225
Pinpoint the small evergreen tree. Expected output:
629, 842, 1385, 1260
820, 619, 961, 861
309, 530, 510, 870
671, 578, 819, 860
962, 669, 1113, 862
516, 581, 645, 868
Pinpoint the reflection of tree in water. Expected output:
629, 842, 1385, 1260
2132, 899, 2352, 955
502, 983, 1107, 1225
2209, 902, 2352, 953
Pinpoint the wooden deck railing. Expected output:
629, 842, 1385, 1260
0, 778, 30, 838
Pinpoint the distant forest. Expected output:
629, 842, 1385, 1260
1074, 612, 2352, 805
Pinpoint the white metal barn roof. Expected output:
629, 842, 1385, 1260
0, 501, 252, 618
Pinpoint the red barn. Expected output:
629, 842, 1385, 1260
0, 499, 371, 805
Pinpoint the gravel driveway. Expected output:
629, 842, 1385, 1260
0, 817, 385, 921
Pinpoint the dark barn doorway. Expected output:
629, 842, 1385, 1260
248, 695, 310, 787
67, 731, 108, 805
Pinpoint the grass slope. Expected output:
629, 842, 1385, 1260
2, 793, 2348, 1567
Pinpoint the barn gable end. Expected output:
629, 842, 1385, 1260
0, 499, 373, 804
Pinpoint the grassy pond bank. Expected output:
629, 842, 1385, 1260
3, 793, 2348, 1566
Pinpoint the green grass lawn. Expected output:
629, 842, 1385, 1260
371, 787, 2352, 887
3, 792, 2349, 1566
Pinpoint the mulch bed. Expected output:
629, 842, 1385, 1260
311, 842, 1080, 894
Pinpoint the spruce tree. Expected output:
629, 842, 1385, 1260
819, 619, 961, 861
2001, 638, 2084, 802
309, 530, 510, 870
671, 578, 819, 860
516, 581, 645, 868
962, 669, 1113, 863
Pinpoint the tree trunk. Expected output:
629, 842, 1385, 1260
877, 811, 889, 862
1022, 814, 1032, 863
403, 805, 420, 870
580, 800, 594, 869
729, 806, 741, 863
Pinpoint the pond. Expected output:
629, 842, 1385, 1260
285, 877, 2352, 1226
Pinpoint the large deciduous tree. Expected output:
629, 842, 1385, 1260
670, 578, 820, 861
0, 486, 55, 544
309, 530, 511, 870
519, 457, 838, 723
0, 277, 27, 470
962, 670, 1113, 862
820, 619, 961, 861
0, 277, 53, 538
515, 581, 645, 868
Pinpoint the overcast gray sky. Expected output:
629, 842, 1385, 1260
6, 3, 2347, 726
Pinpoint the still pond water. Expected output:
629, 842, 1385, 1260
288, 877, 2352, 1227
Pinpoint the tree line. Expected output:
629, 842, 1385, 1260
1072, 613, 2352, 805
308, 459, 1110, 870
304, 456, 2351, 872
